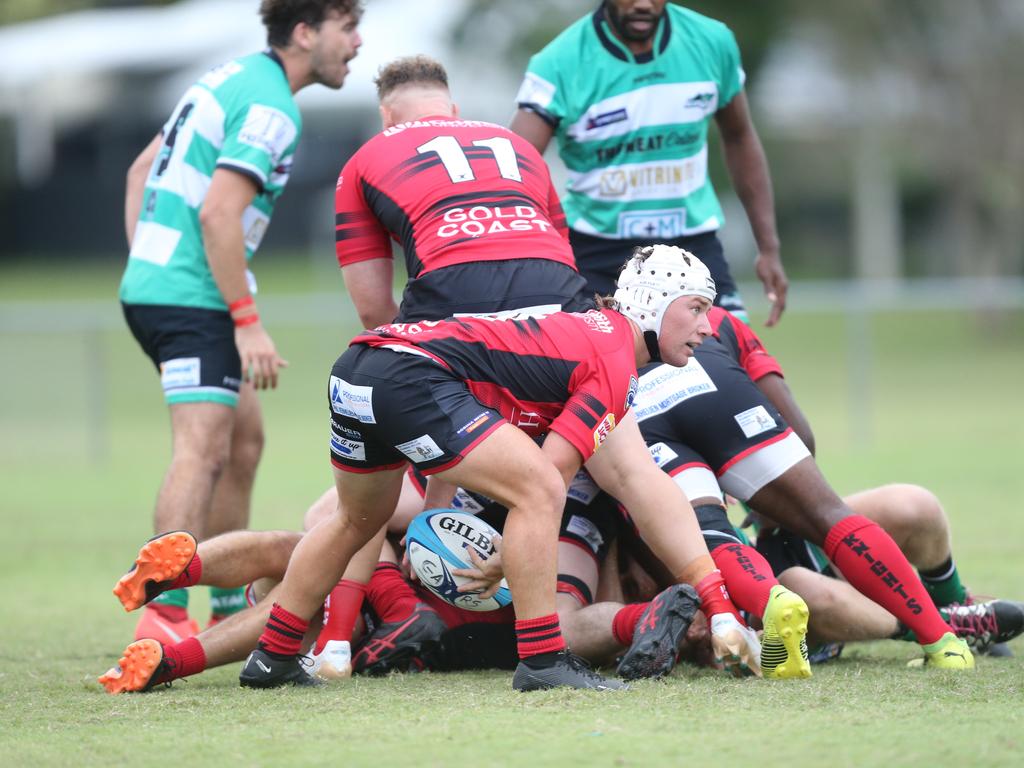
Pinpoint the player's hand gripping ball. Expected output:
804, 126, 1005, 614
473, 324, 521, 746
406, 509, 512, 611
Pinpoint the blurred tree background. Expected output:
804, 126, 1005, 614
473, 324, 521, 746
0, 0, 174, 26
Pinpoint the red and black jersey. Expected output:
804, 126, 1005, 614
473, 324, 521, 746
350, 309, 639, 460
708, 307, 784, 381
335, 117, 576, 278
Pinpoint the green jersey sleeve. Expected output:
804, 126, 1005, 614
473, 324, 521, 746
218, 100, 300, 191
516, 48, 569, 127
716, 25, 745, 108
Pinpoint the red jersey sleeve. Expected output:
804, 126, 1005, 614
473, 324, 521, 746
546, 176, 570, 243
722, 312, 784, 381
334, 153, 391, 267
548, 315, 637, 459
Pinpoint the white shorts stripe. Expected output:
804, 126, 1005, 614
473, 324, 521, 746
718, 432, 811, 502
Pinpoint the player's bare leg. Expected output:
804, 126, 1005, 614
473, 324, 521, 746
750, 460, 973, 669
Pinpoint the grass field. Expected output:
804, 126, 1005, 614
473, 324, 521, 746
1, 259, 1023, 766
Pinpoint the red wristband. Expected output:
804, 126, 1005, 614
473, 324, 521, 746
234, 313, 260, 328
228, 296, 255, 315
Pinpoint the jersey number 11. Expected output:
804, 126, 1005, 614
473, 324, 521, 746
416, 136, 523, 184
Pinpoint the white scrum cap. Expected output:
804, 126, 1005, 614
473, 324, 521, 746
612, 244, 717, 336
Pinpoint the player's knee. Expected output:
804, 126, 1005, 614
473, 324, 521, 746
780, 567, 836, 615
515, 463, 568, 521
892, 483, 945, 530
231, 423, 265, 472
270, 530, 302, 568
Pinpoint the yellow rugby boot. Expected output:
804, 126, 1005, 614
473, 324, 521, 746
760, 585, 812, 679
910, 633, 975, 670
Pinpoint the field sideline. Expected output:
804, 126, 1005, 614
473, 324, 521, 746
1, 259, 1023, 766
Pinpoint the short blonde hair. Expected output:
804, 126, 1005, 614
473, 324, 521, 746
375, 55, 449, 99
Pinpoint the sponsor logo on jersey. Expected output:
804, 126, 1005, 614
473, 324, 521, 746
586, 108, 628, 131
685, 92, 716, 111
238, 104, 294, 156
599, 161, 701, 198
593, 413, 616, 452
451, 489, 486, 514
436, 205, 555, 239
198, 61, 243, 90
625, 375, 639, 410
566, 470, 600, 505
733, 405, 777, 438
634, 71, 667, 84
647, 441, 679, 467
515, 73, 556, 111
618, 209, 687, 238
396, 434, 444, 463
511, 408, 543, 430
566, 514, 604, 554
634, 362, 716, 421
595, 130, 700, 164
456, 411, 492, 437
160, 357, 200, 390
581, 310, 615, 334
330, 433, 366, 461
329, 376, 376, 424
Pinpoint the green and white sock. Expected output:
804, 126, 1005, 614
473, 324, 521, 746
151, 588, 189, 609
919, 556, 967, 607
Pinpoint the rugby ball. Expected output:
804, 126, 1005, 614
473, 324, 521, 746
406, 509, 512, 612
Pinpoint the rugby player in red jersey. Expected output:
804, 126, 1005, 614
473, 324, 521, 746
629, 308, 977, 669
234, 244, 763, 691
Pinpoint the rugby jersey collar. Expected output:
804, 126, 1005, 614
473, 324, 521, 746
591, 4, 672, 64
262, 48, 287, 75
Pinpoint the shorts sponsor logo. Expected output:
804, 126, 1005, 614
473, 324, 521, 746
634, 362, 716, 421
456, 411, 492, 437
331, 422, 363, 440
222, 376, 242, 389
566, 469, 599, 505
581, 310, 615, 334
451, 489, 485, 514
566, 514, 604, 553
586, 108, 628, 131
329, 376, 376, 424
330, 434, 366, 461
396, 434, 444, 463
648, 441, 679, 467
593, 413, 616, 452
734, 405, 777, 439
160, 357, 200, 390
625, 375, 639, 410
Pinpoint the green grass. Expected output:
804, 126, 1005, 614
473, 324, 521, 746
1, 258, 1023, 766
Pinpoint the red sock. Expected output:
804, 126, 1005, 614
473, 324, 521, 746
695, 570, 744, 624
711, 543, 778, 618
515, 613, 566, 659
168, 553, 202, 590
612, 602, 649, 646
155, 637, 206, 684
313, 578, 368, 653
367, 562, 420, 623
150, 603, 188, 623
257, 603, 310, 657
825, 515, 952, 645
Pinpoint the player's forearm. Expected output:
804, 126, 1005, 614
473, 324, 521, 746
124, 134, 162, 247
201, 212, 252, 306
721, 132, 780, 256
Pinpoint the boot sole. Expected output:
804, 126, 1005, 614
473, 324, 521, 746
113, 531, 197, 612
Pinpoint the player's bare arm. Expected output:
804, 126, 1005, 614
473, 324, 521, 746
200, 168, 287, 389
124, 132, 162, 246
509, 108, 555, 156
341, 258, 399, 329
754, 372, 816, 455
715, 92, 787, 326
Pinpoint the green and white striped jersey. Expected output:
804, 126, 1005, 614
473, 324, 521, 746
516, 4, 744, 240
120, 52, 302, 310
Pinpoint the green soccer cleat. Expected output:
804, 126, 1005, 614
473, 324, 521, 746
760, 585, 811, 680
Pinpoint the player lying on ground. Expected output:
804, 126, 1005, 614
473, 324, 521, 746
622, 306, 994, 668
98, 471, 702, 691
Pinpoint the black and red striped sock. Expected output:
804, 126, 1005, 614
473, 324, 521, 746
168, 553, 203, 590
367, 562, 419, 623
154, 637, 206, 684
313, 578, 368, 654
825, 515, 952, 645
257, 603, 310, 657
694, 570, 745, 624
612, 602, 649, 646
515, 613, 566, 660
711, 543, 778, 618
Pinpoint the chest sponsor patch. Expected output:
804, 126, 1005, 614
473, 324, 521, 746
396, 434, 444, 463
647, 441, 679, 468
330, 433, 366, 461
566, 469, 600, 505
238, 104, 294, 158
734, 405, 777, 439
160, 357, 200, 390
565, 514, 604, 554
624, 375, 639, 410
329, 376, 376, 424
634, 362, 716, 422
586, 108, 628, 131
